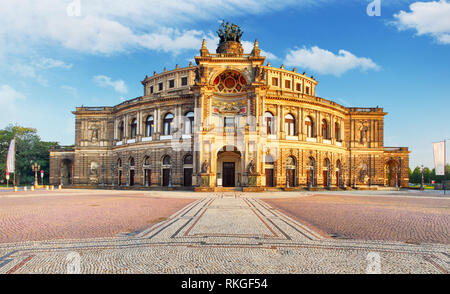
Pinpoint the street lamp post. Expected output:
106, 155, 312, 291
31, 162, 40, 187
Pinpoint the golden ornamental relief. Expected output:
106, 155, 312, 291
213, 71, 247, 94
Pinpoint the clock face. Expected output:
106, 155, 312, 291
214, 70, 246, 94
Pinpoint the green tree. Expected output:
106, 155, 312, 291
410, 167, 421, 184
0, 124, 58, 185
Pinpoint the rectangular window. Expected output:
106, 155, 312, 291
285, 80, 291, 89
169, 79, 175, 88
296, 83, 301, 91
224, 117, 235, 128
306, 86, 310, 95
158, 82, 163, 91
272, 77, 278, 86
149, 86, 154, 94
181, 77, 188, 86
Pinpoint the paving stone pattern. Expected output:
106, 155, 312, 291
0, 191, 448, 274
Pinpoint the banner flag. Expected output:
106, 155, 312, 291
6, 138, 15, 174
433, 141, 446, 176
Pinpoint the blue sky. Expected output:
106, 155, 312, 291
0, 0, 449, 169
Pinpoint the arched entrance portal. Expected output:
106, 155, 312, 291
217, 146, 242, 187
61, 159, 73, 185
162, 155, 172, 187
286, 156, 297, 188
385, 160, 399, 187
183, 154, 193, 187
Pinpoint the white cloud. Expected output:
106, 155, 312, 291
93, 75, 128, 94
284, 46, 380, 76
33, 58, 73, 69
12, 64, 48, 86
0, 0, 319, 56
393, 0, 450, 44
0, 85, 26, 112
10, 57, 73, 86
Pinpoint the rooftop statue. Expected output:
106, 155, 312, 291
217, 20, 243, 44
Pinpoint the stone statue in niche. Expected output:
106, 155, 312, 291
360, 125, 368, 144
201, 160, 209, 173
247, 160, 256, 175
89, 125, 99, 143
253, 66, 260, 81
195, 66, 205, 82
89, 161, 99, 184
358, 164, 369, 183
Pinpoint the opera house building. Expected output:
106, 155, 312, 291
50, 25, 409, 191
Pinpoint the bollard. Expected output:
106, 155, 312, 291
46, 185, 49, 191
31, 186, 35, 191
24, 186, 27, 191
14, 186, 18, 192
51, 186, 54, 191
58, 185, 62, 190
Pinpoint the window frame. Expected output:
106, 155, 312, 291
163, 113, 174, 135
145, 115, 154, 137
284, 114, 295, 136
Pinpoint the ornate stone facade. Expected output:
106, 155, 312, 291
50, 29, 409, 190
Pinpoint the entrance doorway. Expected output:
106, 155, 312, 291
265, 154, 275, 187
223, 162, 235, 187
61, 159, 72, 185
184, 168, 193, 186
183, 154, 193, 187
145, 169, 151, 186
129, 170, 135, 186
385, 160, 399, 187
163, 169, 171, 186
286, 156, 296, 188
217, 146, 241, 187
265, 169, 274, 187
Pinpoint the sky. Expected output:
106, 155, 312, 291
0, 0, 449, 169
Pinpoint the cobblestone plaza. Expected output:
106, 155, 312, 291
0, 189, 448, 274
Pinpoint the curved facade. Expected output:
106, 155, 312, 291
50, 38, 409, 190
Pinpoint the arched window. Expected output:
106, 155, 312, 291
264, 112, 274, 135
163, 155, 171, 165
118, 121, 124, 140
117, 158, 122, 168
305, 116, 314, 138
184, 111, 194, 134
145, 115, 154, 137
130, 119, 137, 138
285, 114, 295, 136
129, 157, 135, 167
144, 156, 150, 166
335, 122, 341, 141
322, 119, 329, 139
163, 113, 174, 135
184, 154, 193, 165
